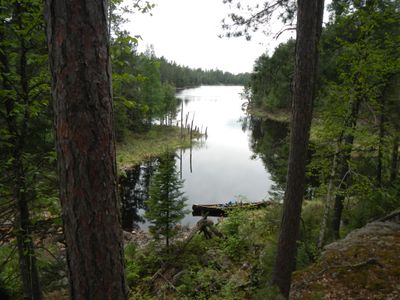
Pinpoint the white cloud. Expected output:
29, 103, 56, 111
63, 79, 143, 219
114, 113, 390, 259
124, 0, 296, 74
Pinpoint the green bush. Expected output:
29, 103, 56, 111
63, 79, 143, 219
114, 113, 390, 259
0, 245, 21, 298
177, 267, 225, 300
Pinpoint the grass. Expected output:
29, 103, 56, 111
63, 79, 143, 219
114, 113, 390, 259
116, 125, 201, 172
247, 106, 291, 123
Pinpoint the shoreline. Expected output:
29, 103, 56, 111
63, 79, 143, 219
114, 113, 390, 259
246, 105, 291, 123
116, 125, 203, 173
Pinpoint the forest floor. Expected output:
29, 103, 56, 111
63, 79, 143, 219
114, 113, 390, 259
291, 218, 400, 299
116, 125, 202, 172
40, 206, 400, 299
124, 207, 400, 300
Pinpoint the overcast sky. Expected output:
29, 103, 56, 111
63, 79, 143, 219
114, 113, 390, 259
124, 0, 295, 74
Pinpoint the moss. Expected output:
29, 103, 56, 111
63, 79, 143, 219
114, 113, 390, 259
291, 222, 400, 299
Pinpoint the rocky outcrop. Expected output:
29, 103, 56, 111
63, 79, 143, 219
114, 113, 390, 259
291, 217, 400, 299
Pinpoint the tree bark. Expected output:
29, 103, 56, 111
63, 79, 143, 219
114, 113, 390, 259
376, 98, 385, 187
390, 135, 399, 183
271, 0, 324, 298
16, 26, 42, 298
332, 97, 361, 239
317, 142, 339, 249
45, 0, 127, 299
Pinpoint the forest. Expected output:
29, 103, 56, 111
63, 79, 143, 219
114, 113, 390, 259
0, 0, 399, 299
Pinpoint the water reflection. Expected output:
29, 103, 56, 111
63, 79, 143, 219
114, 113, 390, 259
246, 116, 319, 199
246, 117, 289, 195
120, 160, 158, 231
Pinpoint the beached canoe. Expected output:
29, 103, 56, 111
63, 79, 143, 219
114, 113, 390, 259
192, 201, 271, 217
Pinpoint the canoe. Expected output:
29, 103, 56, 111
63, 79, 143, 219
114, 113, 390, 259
192, 201, 270, 217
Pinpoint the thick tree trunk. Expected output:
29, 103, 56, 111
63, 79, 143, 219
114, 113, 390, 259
45, 0, 127, 299
332, 97, 361, 239
271, 0, 324, 298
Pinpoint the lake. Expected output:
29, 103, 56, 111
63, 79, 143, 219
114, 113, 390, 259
121, 85, 286, 230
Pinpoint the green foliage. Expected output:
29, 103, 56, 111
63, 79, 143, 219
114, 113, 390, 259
177, 268, 224, 299
297, 201, 325, 267
110, 28, 249, 141
145, 152, 188, 247
316, 0, 400, 234
219, 207, 275, 261
158, 56, 250, 88
344, 181, 400, 230
124, 243, 141, 286
248, 117, 290, 191
122, 205, 286, 299
36, 246, 67, 293
247, 39, 295, 111
0, 0, 58, 296
0, 244, 21, 298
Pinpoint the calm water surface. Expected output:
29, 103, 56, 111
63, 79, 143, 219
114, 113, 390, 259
121, 85, 278, 229
176, 86, 273, 225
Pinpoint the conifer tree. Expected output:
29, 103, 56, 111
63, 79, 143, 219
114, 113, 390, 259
145, 153, 187, 248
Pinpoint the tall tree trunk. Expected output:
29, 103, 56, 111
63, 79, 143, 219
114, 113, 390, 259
271, 0, 324, 298
317, 142, 339, 249
14, 153, 42, 300
16, 11, 42, 296
45, 0, 127, 299
1, 7, 42, 298
390, 135, 398, 183
332, 97, 361, 239
376, 98, 385, 187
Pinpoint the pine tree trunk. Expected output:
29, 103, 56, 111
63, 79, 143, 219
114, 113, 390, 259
45, 0, 127, 298
271, 0, 324, 298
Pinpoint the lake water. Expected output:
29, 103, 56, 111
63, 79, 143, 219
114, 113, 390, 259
121, 85, 281, 230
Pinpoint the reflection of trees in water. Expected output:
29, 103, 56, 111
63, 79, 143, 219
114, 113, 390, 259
247, 117, 290, 196
246, 117, 319, 199
239, 116, 249, 132
120, 160, 158, 231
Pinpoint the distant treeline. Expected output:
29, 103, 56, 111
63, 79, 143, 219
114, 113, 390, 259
158, 56, 250, 88
112, 34, 249, 140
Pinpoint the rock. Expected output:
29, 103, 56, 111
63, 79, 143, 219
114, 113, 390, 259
324, 221, 400, 253
291, 220, 400, 299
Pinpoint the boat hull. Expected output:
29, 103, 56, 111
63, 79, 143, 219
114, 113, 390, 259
192, 201, 270, 217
